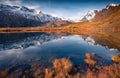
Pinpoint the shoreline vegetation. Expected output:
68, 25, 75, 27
0, 22, 119, 34
0, 53, 120, 78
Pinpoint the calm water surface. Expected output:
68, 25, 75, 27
0, 33, 119, 71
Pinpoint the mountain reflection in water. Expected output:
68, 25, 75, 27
0, 33, 119, 72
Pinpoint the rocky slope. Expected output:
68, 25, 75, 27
81, 3, 120, 22
92, 3, 120, 22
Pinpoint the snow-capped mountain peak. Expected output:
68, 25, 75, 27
106, 3, 119, 9
86, 11, 95, 20
81, 11, 95, 22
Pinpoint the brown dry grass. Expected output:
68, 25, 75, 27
0, 55, 120, 78
84, 53, 96, 66
43, 56, 120, 78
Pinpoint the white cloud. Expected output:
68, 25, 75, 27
0, 0, 23, 6
46, 10, 87, 22
25, 4, 40, 10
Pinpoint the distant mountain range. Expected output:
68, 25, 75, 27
0, 3, 119, 27
0, 4, 70, 27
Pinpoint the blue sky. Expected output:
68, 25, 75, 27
0, 0, 120, 21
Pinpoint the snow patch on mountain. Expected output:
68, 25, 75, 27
106, 3, 119, 9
